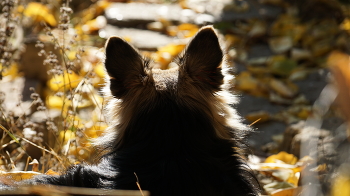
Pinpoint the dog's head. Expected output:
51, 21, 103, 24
101, 26, 248, 149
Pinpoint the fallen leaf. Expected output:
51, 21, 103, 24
270, 14, 306, 44
176, 23, 199, 38
331, 166, 350, 196
47, 72, 82, 92
81, 16, 107, 33
59, 130, 76, 144
271, 186, 303, 196
268, 56, 298, 76
269, 79, 297, 98
21, 2, 57, 26
264, 181, 295, 194
291, 48, 312, 61
245, 111, 270, 124
265, 151, 298, 165
340, 19, 350, 31
248, 20, 267, 38
269, 36, 293, 54
328, 51, 350, 122
0, 171, 41, 182
45, 169, 60, 176
46, 95, 70, 109
289, 69, 309, 81
311, 39, 333, 57
235, 71, 259, 92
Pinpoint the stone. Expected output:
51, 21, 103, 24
279, 121, 336, 159
105, 3, 183, 27
100, 25, 174, 50
105, 2, 217, 27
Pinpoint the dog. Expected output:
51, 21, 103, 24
7, 26, 260, 196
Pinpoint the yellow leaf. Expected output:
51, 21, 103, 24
23, 2, 57, 26
287, 171, 300, 186
269, 79, 297, 98
84, 123, 107, 139
225, 34, 242, 47
268, 55, 298, 77
94, 63, 106, 79
235, 71, 259, 91
95, 0, 112, 15
45, 169, 59, 176
170, 23, 200, 38
81, 16, 107, 33
155, 44, 186, 69
270, 14, 306, 44
264, 181, 295, 194
328, 51, 350, 122
177, 23, 198, 31
68, 51, 77, 61
332, 173, 350, 196
265, 151, 298, 165
47, 72, 82, 92
158, 44, 186, 56
0, 63, 19, 79
46, 96, 68, 109
271, 186, 303, 196
59, 130, 76, 143
297, 107, 311, 119
245, 111, 270, 124
0, 171, 41, 182
341, 19, 350, 31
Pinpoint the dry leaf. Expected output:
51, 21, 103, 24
45, 169, 60, 176
0, 171, 41, 182
269, 79, 297, 98
155, 43, 186, 69
270, 14, 306, 44
81, 16, 107, 33
291, 48, 312, 61
328, 51, 350, 122
268, 55, 297, 76
265, 151, 298, 165
248, 20, 267, 38
59, 130, 76, 144
264, 181, 295, 194
176, 23, 199, 38
21, 2, 57, 26
269, 36, 293, 54
340, 19, 350, 32
271, 186, 303, 196
331, 170, 350, 196
235, 71, 259, 92
46, 95, 70, 109
245, 111, 270, 124
47, 71, 82, 92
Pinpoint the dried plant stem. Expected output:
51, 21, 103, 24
134, 172, 145, 196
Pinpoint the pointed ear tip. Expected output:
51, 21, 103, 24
105, 36, 126, 47
198, 26, 217, 34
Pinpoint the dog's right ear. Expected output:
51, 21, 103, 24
104, 37, 147, 97
179, 26, 224, 92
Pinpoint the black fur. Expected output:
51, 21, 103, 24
8, 26, 260, 196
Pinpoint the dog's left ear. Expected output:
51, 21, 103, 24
104, 36, 147, 98
180, 26, 224, 91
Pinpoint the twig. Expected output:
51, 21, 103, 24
134, 172, 145, 196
